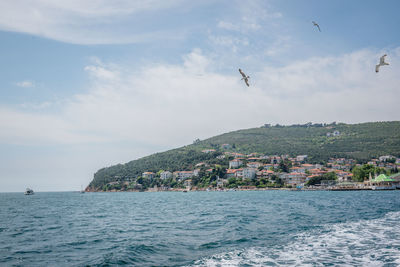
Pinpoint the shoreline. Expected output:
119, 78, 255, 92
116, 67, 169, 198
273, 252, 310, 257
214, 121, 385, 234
86, 187, 399, 193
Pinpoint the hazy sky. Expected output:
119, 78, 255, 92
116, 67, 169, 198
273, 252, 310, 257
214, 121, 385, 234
1, 0, 399, 192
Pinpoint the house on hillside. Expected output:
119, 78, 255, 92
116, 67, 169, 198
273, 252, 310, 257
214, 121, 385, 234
243, 168, 256, 179
296, 155, 308, 162
263, 164, 273, 170
247, 162, 263, 169
229, 159, 243, 169
234, 168, 243, 178
160, 171, 172, 180
290, 166, 306, 173
257, 169, 275, 179
379, 155, 395, 162
142, 172, 155, 179
173, 171, 195, 180
226, 169, 238, 178
285, 172, 307, 186
195, 162, 206, 167
301, 163, 314, 170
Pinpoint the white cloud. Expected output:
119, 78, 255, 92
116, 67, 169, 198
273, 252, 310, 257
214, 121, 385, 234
209, 35, 249, 53
0, 48, 399, 148
19, 101, 52, 110
216, 0, 282, 34
264, 35, 292, 56
16, 80, 35, 88
217, 21, 238, 31
0, 0, 186, 44
1, 48, 399, 192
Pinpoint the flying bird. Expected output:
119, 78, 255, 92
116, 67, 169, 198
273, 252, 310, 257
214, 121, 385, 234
375, 54, 389, 73
239, 68, 250, 87
312, 21, 321, 32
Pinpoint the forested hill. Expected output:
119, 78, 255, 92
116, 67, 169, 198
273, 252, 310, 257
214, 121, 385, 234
88, 121, 400, 190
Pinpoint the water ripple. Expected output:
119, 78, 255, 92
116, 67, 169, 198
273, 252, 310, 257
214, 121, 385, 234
0, 191, 399, 266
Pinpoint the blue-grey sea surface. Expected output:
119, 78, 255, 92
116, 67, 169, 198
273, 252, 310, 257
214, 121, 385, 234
1, 191, 400, 266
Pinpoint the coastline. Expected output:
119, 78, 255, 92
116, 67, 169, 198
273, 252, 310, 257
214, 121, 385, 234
85, 186, 397, 193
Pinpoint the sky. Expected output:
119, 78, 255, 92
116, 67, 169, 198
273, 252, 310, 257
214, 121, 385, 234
1, 0, 399, 192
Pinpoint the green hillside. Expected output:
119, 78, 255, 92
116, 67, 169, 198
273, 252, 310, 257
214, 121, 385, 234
88, 121, 400, 190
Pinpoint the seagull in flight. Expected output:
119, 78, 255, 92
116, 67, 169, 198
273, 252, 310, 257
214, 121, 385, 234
375, 54, 389, 73
312, 21, 321, 32
239, 68, 250, 87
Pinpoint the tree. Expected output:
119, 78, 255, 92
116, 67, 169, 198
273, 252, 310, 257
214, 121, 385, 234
305, 172, 337, 186
278, 160, 291, 173
352, 164, 383, 182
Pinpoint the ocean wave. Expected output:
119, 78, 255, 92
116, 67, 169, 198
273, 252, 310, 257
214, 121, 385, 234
191, 211, 400, 266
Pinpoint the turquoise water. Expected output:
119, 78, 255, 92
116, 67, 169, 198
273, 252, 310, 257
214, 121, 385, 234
1, 191, 400, 266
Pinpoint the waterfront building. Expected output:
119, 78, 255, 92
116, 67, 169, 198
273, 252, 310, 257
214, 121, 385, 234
243, 168, 256, 179
285, 172, 307, 186
184, 179, 192, 187
364, 174, 397, 190
160, 171, 172, 180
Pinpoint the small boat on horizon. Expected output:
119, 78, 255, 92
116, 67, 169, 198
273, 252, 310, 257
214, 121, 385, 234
24, 188, 34, 195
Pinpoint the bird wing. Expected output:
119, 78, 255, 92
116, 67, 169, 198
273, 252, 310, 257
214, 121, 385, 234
380, 55, 386, 65
375, 64, 380, 73
312, 21, 321, 31
239, 69, 246, 78
244, 78, 249, 87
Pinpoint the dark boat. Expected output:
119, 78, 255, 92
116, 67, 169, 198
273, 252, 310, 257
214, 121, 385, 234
24, 188, 34, 195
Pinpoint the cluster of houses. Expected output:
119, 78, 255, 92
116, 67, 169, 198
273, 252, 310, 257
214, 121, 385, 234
137, 147, 400, 190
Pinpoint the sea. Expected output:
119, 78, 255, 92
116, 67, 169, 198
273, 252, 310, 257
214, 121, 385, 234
1, 190, 400, 266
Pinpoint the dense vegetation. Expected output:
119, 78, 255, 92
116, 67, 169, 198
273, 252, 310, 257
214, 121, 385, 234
194, 121, 400, 162
88, 121, 400, 190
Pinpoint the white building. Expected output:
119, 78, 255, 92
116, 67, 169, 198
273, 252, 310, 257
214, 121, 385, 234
160, 171, 172, 180
173, 171, 195, 180
243, 168, 256, 179
229, 159, 243, 169
296, 155, 308, 162
379, 155, 394, 162
247, 162, 263, 169
234, 169, 244, 178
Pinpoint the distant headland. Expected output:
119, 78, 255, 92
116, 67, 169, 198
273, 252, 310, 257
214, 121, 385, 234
86, 121, 400, 192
